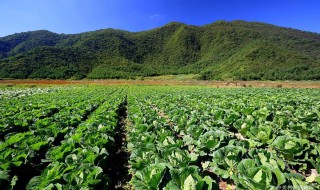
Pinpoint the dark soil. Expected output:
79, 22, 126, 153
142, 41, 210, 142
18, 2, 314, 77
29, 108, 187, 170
105, 97, 131, 189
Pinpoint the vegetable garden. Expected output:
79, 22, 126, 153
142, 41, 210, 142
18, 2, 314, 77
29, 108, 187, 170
0, 86, 319, 189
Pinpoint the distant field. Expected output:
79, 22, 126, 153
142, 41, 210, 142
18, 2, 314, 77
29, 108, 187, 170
1, 77, 320, 88
0, 85, 319, 189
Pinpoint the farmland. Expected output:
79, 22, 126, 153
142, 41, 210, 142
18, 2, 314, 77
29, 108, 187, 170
0, 85, 319, 189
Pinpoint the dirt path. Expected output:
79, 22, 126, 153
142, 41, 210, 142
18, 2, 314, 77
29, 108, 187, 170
105, 97, 131, 190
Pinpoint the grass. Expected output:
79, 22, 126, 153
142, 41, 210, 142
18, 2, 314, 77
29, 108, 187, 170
144, 74, 200, 81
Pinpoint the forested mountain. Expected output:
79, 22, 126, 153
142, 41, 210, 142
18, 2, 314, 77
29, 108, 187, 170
0, 20, 319, 80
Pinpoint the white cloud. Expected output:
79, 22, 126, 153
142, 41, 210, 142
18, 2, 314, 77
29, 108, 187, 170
150, 14, 160, 19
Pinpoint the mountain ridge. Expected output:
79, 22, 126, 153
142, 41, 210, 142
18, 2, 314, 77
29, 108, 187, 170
1, 20, 320, 80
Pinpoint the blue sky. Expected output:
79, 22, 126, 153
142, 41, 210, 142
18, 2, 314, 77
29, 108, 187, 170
0, 0, 319, 37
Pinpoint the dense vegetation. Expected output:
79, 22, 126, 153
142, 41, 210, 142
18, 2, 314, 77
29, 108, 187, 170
0, 86, 319, 189
0, 20, 320, 80
0, 86, 125, 189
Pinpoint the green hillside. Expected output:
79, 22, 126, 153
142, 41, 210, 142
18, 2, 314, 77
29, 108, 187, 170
0, 20, 320, 80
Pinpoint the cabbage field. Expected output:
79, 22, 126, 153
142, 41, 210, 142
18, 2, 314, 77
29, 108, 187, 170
0, 86, 319, 190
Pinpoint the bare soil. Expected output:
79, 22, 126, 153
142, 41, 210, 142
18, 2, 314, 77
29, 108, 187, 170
105, 98, 131, 190
1, 79, 320, 88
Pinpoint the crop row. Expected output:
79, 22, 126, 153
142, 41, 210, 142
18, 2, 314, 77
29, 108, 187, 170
126, 87, 320, 189
27, 89, 126, 189
0, 87, 125, 189
0, 87, 106, 136
127, 89, 216, 189
0, 87, 61, 99
0, 86, 319, 189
